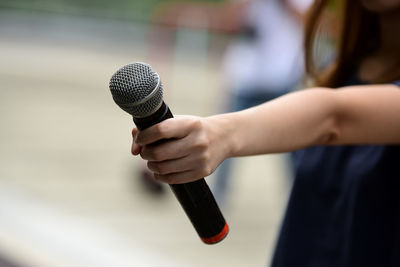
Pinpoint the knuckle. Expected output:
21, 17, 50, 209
194, 134, 209, 151
197, 154, 213, 177
191, 119, 203, 131
154, 123, 168, 137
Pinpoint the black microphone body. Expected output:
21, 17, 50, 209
134, 102, 228, 244
110, 63, 228, 244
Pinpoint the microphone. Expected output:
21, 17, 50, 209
109, 62, 229, 244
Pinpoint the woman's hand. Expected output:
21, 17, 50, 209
131, 115, 233, 184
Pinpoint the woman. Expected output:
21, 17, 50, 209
132, 0, 400, 266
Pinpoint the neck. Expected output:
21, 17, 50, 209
378, 7, 400, 56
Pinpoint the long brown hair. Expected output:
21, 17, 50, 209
304, 0, 400, 87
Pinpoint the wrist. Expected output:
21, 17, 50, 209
207, 113, 240, 159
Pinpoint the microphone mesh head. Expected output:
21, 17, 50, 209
109, 62, 163, 118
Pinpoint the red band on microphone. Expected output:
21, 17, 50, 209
200, 222, 229, 244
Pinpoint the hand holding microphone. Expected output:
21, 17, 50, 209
109, 62, 229, 244
131, 115, 229, 184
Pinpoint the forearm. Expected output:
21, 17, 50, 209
214, 85, 400, 157
212, 88, 338, 157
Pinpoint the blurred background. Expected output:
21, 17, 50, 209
0, 0, 324, 266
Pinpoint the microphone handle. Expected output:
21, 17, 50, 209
133, 102, 229, 244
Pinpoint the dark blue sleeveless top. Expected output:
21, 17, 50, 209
271, 78, 400, 267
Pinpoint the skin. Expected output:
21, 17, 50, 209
131, 1, 400, 185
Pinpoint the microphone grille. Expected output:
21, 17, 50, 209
109, 62, 163, 118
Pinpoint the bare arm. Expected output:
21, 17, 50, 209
226, 84, 400, 156
132, 85, 400, 183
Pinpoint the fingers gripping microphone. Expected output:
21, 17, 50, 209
109, 62, 229, 244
